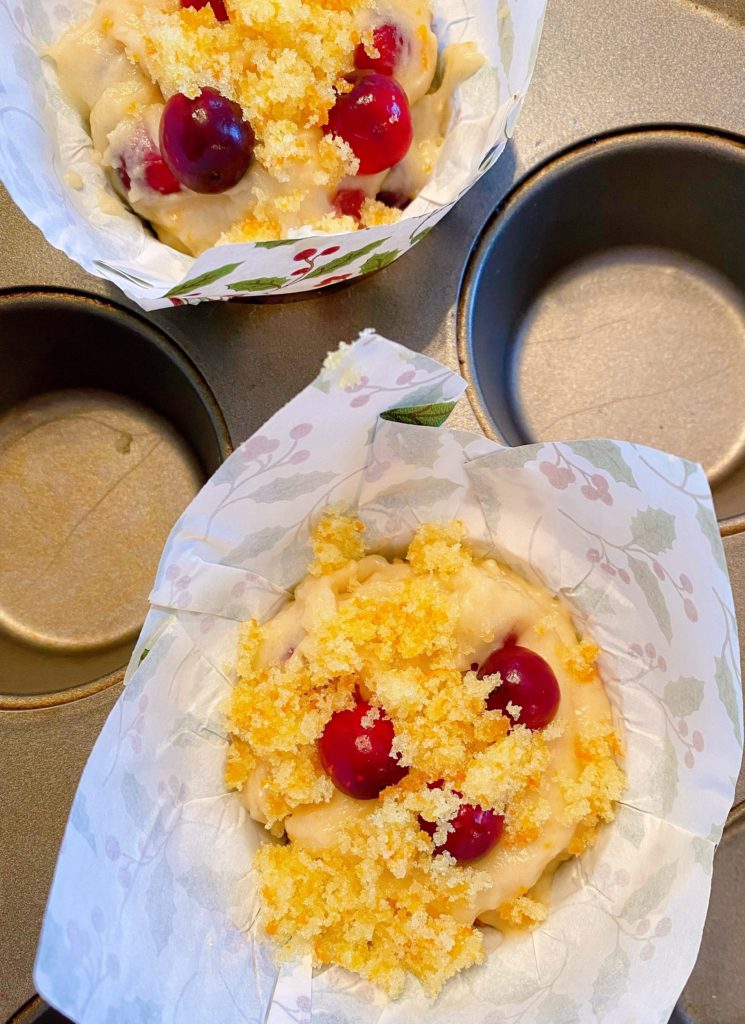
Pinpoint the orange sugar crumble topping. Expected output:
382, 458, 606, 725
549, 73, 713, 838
226, 514, 625, 996
132, 0, 368, 183
560, 638, 600, 681
255, 785, 491, 997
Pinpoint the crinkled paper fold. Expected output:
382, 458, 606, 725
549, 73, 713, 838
0, 0, 544, 309
36, 333, 743, 1024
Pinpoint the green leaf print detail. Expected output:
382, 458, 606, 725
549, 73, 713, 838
224, 524, 288, 565
663, 676, 705, 719
714, 655, 743, 744
166, 262, 242, 297
614, 805, 646, 849
498, 0, 515, 77
410, 226, 432, 245
565, 440, 638, 490
620, 861, 677, 922
630, 507, 676, 555
177, 865, 233, 912
692, 835, 715, 876
628, 556, 673, 642
228, 276, 287, 292
494, 445, 542, 469
696, 503, 726, 572
145, 859, 176, 954
121, 771, 151, 827
249, 470, 337, 503
306, 240, 384, 278
373, 477, 460, 509
572, 582, 616, 617
381, 401, 457, 427
533, 993, 580, 1024
360, 250, 399, 274
378, 424, 442, 469
591, 946, 630, 1015
226, 525, 288, 563
659, 731, 679, 815
253, 239, 296, 248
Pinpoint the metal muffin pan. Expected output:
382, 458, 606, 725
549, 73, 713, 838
2, 0, 745, 1019
458, 126, 745, 524
0, 290, 230, 706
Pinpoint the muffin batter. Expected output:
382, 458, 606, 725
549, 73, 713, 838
226, 515, 625, 996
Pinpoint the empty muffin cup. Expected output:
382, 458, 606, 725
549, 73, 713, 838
0, 290, 230, 706
458, 126, 745, 525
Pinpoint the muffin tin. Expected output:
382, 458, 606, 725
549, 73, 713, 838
1, 0, 744, 1019
458, 127, 745, 524
0, 290, 230, 706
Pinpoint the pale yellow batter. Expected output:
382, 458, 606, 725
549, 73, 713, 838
48, 0, 482, 254
225, 515, 625, 996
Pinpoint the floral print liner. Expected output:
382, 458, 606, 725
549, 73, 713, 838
35, 333, 742, 1024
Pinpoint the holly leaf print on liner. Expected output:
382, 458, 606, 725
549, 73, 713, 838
70, 792, 97, 854
659, 732, 679, 815
620, 861, 677, 922
533, 993, 581, 1024
226, 524, 288, 563
692, 835, 715, 876
591, 945, 630, 1015
663, 676, 705, 719
714, 655, 743, 744
565, 440, 638, 490
630, 507, 676, 555
253, 239, 296, 248
121, 771, 152, 827
145, 859, 176, 954
696, 503, 727, 573
305, 239, 384, 278
380, 401, 456, 427
166, 262, 242, 297
360, 250, 399, 274
373, 477, 460, 509
628, 556, 673, 642
228, 276, 286, 291
410, 226, 432, 245
249, 470, 337, 503
614, 805, 646, 849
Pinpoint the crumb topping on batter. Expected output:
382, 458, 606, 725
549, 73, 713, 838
226, 514, 625, 996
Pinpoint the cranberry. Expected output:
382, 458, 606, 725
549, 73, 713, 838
478, 645, 560, 730
118, 151, 180, 195
323, 73, 412, 175
376, 189, 411, 210
144, 155, 180, 195
333, 188, 365, 220
419, 783, 503, 862
318, 701, 408, 799
117, 164, 132, 191
161, 88, 255, 194
180, 0, 228, 20
354, 23, 405, 77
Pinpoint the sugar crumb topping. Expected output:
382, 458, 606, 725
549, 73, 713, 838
226, 513, 625, 996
